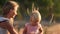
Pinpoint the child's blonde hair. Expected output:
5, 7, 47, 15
31, 9, 41, 22
2, 1, 19, 15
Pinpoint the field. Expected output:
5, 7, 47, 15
14, 20, 60, 34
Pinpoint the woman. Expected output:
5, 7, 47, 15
0, 1, 19, 34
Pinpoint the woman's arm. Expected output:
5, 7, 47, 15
6, 22, 18, 34
0, 21, 18, 34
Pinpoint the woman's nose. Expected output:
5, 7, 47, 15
15, 11, 17, 15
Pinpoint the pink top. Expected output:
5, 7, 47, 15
25, 23, 42, 34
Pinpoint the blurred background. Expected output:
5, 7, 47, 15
0, 0, 60, 34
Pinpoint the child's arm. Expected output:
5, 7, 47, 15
39, 25, 43, 34
23, 25, 27, 34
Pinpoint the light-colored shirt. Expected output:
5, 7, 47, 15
0, 17, 10, 34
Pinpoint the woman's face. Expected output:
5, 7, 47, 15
8, 7, 18, 18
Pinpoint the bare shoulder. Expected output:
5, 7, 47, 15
0, 17, 9, 23
25, 22, 30, 27
38, 24, 42, 28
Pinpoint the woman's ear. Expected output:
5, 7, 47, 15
10, 9, 13, 12
6, 9, 13, 17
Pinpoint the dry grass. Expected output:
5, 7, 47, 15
45, 24, 60, 34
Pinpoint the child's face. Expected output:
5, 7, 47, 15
8, 7, 18, 18
30, 15, 39, 26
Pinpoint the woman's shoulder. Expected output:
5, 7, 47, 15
0, 17, 9, 22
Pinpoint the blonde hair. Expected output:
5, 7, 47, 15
2, 1, 19, 15
31, 10, 41, 22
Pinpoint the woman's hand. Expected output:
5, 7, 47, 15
0, 22, 8, 29
0, 21, 18, 34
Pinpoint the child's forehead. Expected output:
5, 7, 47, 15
31, 13, 39, 19
31, 13, 38, 16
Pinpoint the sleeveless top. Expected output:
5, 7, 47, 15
0, 17, 12, 34
25, 23, 42, 34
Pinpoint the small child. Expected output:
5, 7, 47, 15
23, 9, 43, 34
